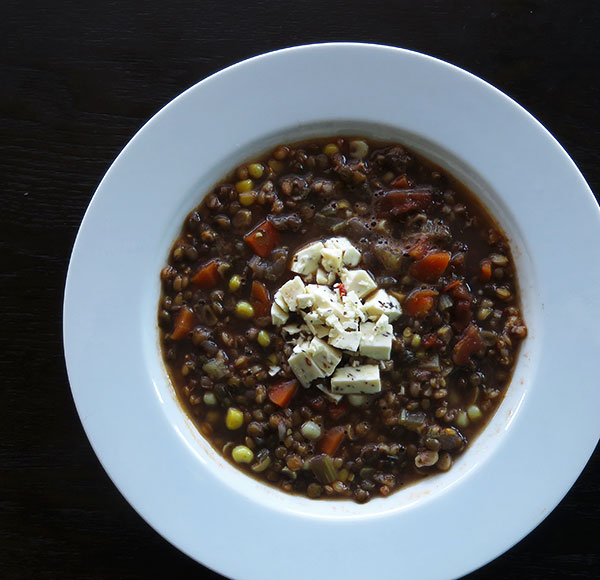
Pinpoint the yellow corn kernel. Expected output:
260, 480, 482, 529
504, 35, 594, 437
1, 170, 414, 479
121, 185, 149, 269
235, 179, 254, 193
248, 163, 264, 179
232, 445, 254, 464
225, 407, 244, 430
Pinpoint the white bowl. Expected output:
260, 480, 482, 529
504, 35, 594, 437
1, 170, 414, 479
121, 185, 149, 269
64, 43, 600, 580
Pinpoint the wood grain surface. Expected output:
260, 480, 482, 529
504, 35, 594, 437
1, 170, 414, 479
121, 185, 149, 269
2, 1, 598, 578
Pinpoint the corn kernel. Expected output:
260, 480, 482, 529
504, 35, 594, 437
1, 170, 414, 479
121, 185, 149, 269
257, 330, 271, 347
248, 163, 264, 179
226, 407, 244, 430
232, 445, 254, 464
323, 143, 339, 156
235, 179, 254, 193
229, 274, 241, 292
238, 191, 256, 206
235, 301, 254, 319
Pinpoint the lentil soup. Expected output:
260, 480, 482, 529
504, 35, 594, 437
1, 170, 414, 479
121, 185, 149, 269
158, 137, 527, 503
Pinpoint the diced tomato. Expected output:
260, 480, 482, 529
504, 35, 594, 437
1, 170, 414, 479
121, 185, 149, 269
308, 396, 326, 412
375, 189, 433, 217
480, 259, 492, 282
404, 289, 438, 318
191, 259, 219, 288
453, 323, 484, 365
251, 280, 271, 317
451, 282, 473, 303
319, 426, 345, 456
170, 306, 195, 340
410, 251, 451, 282
244, 220, 280, 257
336, 283, 347, 297
268, 380, 299, 408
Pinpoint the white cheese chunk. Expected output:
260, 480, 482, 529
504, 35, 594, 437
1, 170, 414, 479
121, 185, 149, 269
340, 269, 378, 299
321, 247, 344, 272
301, 311, 329, 338
359, 316, 393, 360
343, 246, 362, 267
271, 303, 289, 325
278, 276, 306, 312
331, 364, 381, 394
362, 288, 402, 321
315, 383, 344, 403
307, 336, 342, 376
290, 241, 324, 276
328, 326, 361, 352
274, 292, 288, 312
316, 267, 336, 285
282, 323, 303, 335
295, 292, 314, 309
288, 349, 326, 387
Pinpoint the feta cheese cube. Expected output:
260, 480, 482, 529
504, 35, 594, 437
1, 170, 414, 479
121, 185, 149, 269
315, 383, 344, 403
328, 326, 361, 352
331, 364, 381, 394
359, 317, 393, 360
363, 289, 402, 321
278, 276, 306, 311
342, 246, 362, 267
316, 267, 336, 285
290, 241, 324, 276
288, 349, 325, 387
321, 247, 344, 272
296, 292, 314, 309
274, 291, 289, 312
301, 311, 329, 338
340, 269, 378, 299
271, 303, 289, 325
307, 336, 342, 376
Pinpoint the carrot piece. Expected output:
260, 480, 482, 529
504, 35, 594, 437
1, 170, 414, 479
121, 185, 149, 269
375, 188, 433, 217
410, 251, 451, 282
191, 259, 219, 288
404, 289, 438, 318
480, 259, 492, 282
443, 279, 461, 293
390, 174, 410, 188
244, 220, 280, 257
453, 323, 484, 365
251, 280, 271, 317
171, 306, 195, 340
268, 380, 299, 407
328, 400, 348, 421
319, 426, 345, 456
407, 236, 433, 260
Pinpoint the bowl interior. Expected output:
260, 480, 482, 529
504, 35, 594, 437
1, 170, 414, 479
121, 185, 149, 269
141, 120, 541, 518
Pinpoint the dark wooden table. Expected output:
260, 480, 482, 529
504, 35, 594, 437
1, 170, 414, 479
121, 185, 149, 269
2, 1, 599, 578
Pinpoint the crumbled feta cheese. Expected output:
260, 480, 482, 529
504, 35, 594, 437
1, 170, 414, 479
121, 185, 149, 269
316, 267, 336, 285
271, 303, 289, 325
340, 269, 378, 299
277, 276, 306, 312
296, 293, 314, 309
328, 326, 361, 352
290, 241, 324, 276
363, 288, 402, 321
321, 247, 344, 272
330, 364, 382, 394
306, 336, 342, 376
282, 324, 303, 335
315, 383, 344, 403
359, 315, 394, 360
288, 349, 325, 387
